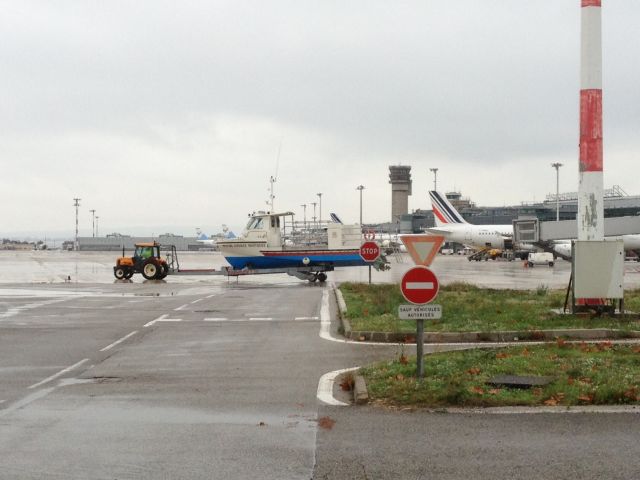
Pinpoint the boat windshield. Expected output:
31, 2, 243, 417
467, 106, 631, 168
244, 217, 265, 231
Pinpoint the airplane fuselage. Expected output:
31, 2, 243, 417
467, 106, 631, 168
425, 224, 512, 251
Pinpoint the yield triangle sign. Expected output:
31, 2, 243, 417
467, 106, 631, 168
400, 234, 445, 266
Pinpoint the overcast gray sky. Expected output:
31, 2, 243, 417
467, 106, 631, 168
1, 1, 638, 237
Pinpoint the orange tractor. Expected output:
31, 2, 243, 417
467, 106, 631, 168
113, 242, 170, 280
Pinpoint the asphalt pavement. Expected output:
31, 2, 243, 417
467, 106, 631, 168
1, 252, 640, 479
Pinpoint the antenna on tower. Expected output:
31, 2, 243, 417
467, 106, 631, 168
267, 138, 283, 212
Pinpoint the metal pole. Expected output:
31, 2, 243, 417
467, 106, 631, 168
368, 265, 372, 285
89, 209, 96, 237
95, 216, 99, 237
73, 198, 81, 251
356, 185, 365, 226
311, 202, 317, 227
416, 319, 424, 379
552, 163, 563, 221
429, 168, 438, 191
317, 193, 322, 224
578, 0, 603, 241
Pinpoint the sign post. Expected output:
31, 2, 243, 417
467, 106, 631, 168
398, 235, 445, 380
401, 266, 440, 379
359, 234, 380, 285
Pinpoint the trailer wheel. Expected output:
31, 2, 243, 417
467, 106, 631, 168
549, 262, 554, 267
114, 267, 126, 280
142, 260, 160, 280
317, 272, 327, 283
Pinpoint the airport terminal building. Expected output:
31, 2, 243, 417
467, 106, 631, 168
77, 233, 207, 251
378, 185, 640, 234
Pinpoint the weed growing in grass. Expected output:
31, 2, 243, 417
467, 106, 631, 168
536, 284, 549, 296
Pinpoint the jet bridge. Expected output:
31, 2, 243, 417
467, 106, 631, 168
513, 215, 640, 244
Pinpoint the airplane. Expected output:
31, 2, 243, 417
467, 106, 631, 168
196, 225, 236, 247
551, 235, 640, 259
426, 191, 520, 252
427, 190, 640, 260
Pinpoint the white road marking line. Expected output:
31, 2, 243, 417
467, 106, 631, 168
0, 388, 56, 418
190, 298, 203, 304
205, 294, 216, 299
406, 282, 434, 289
0, 298, 68, 320
249, 317, 273, 321
144, 314, 168, 327
317, 367, 358, 406
295, 316, 319, 321
100, 331, 138, 352
320, 286, 398, 345
203, 318, 228, 322
28, 358, 89, 389
174, 303, 189, 311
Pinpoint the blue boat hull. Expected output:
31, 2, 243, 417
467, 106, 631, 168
224, 251, 367, 269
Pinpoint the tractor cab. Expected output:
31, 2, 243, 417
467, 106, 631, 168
134, 243, 160, 262
114, 241, 169, 280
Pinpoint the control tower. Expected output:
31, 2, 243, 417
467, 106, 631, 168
389, 165, 412, 223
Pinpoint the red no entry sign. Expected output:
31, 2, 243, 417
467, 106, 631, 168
401, 266, 439, 304
359, 241, 380, 262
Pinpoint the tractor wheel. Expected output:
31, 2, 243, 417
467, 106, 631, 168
142, 260, 160, 280
158, 264, 169, 279
317, 272, 327, 283
114, 267, 126, 280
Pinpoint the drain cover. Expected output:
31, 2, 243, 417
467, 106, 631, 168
486, 375, 554, 389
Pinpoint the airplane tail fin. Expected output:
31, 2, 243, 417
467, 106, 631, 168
428, 191, 468, 227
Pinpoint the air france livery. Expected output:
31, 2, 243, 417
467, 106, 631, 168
427, 191, 513, 250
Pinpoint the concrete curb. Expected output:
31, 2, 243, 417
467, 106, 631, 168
353, 375, 368, 405
344, 328, 640, 343
333, 285, 351, 336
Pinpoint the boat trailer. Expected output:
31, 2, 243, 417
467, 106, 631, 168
163, 246, 333, 283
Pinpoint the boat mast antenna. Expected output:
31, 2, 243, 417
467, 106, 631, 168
267, 138, 282, 212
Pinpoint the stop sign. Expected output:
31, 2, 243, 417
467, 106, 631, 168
359, 241, 380, 262
401, 266, 439, 304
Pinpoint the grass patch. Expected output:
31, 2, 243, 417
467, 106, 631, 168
339, 282, 640, 333
360, 342, 640, 407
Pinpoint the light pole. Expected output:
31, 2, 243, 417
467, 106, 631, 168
356, 185, 365, 227
311, 202, 317, 227
95, 216, 100, 237
300, 204, 307, 230
551, 162, 563, 221
316, 193, 322, 225
73, 198, 81, 251
89, 209, 96, 237
429, 168, 439, 191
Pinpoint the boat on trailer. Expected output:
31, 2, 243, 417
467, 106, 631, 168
215, 211, 387, 282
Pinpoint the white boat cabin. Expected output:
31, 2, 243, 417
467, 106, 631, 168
240, 211, 361, 250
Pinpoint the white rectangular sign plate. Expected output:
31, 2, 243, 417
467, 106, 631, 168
398, 304, 442, 320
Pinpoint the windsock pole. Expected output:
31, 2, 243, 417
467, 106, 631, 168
578, 0, 604, 241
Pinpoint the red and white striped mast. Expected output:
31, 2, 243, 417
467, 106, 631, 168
578, 0, 604, 241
